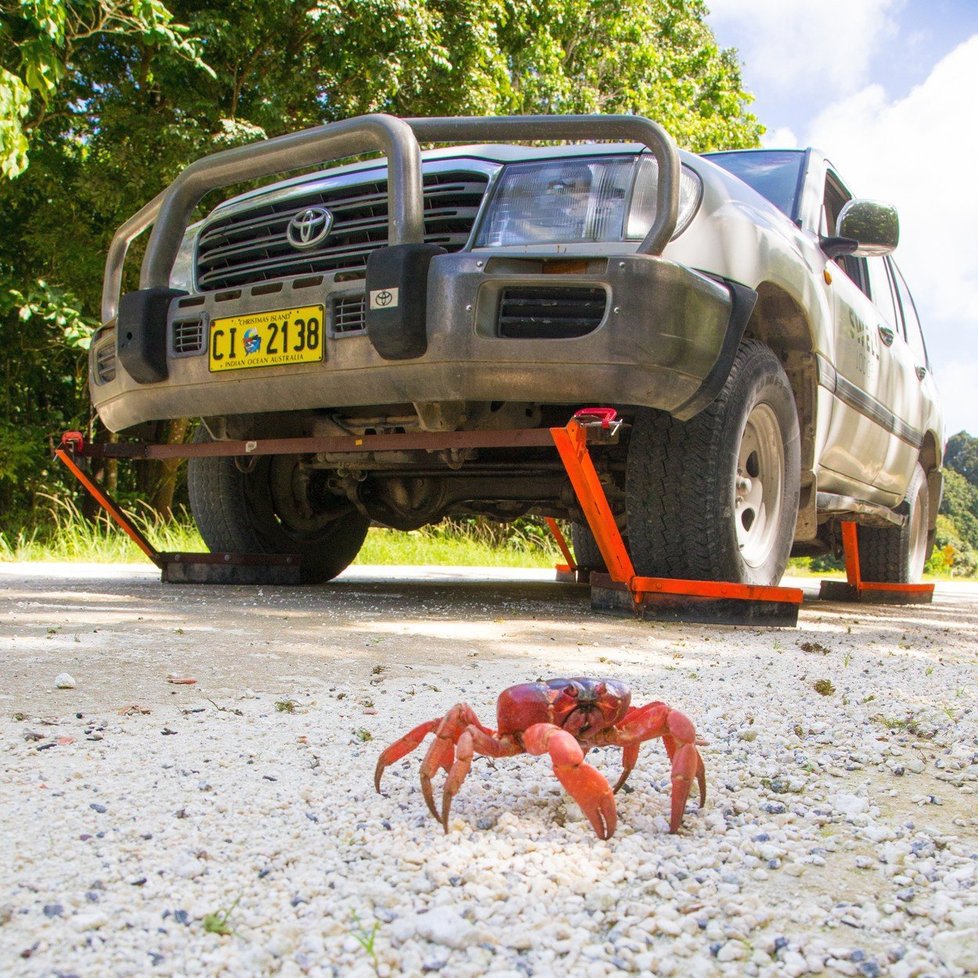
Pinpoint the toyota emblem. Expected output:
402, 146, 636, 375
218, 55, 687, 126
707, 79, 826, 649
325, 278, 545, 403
286, 206, 334, 250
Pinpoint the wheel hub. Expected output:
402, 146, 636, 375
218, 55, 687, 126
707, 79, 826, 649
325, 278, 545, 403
735, 403, 785, 567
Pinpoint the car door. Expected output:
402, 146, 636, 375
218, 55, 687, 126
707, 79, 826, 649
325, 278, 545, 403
816, 170, 892, 491
867, 257, 928, 497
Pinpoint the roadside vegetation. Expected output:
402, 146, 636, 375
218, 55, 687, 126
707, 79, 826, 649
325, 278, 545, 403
0, 500, 564, 568
3, 472, 974, 577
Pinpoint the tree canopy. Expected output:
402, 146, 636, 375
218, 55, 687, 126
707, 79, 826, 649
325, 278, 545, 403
946, 431, 978, 489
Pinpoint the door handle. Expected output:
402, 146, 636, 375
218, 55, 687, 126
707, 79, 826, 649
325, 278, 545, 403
878, 324, 895, 347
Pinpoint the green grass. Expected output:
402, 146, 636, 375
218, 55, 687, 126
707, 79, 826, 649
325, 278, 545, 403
0, 496, 562, 568
0, 495, 204, 563
4, 496, 966, 578
357, 522, 559, 567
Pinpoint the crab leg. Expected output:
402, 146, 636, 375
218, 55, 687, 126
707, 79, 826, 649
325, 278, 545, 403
656, 709, 707, 830
611, 704, 648, 793
613, 743, 640, 794
522, 722, 617, 839
594, 701, 707, 833
439, 727, 522, 831
666, 740, 706, 834
417, 704, 494, 821
374, 719, 441, 792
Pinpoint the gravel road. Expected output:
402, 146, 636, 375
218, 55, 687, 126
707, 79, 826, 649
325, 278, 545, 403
1, 563, 977, 978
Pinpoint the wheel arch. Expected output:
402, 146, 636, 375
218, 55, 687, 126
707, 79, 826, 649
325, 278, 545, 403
742, 282, 818, 473
740, 283, 819, 542
917, 429, 943, 531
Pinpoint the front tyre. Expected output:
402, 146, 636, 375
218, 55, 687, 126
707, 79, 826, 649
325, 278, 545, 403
188, 436, 369, 584
625, 339, 801, 585
857, 462, 929, 583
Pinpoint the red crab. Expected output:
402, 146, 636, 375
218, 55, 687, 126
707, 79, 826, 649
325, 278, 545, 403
374, 678, 706, 839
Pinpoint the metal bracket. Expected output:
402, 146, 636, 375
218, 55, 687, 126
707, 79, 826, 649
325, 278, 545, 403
819, 521, 934, 604
547, 413, 804, 627
53, 433, 300, 584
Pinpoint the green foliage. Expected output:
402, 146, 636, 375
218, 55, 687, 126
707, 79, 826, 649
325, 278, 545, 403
0, 276, 97, 517
1, 503, 562, 567
500, 0, 761, 151
0, 418, 40, 500
945, 431, 978, 489
202, 894, 240, 936
0, 67, 31, 177
0, 494, 204, 561
933, 468, 978, 576
6, 277, 95, 348
358, 519, 562, 568
0, 0, 208, 177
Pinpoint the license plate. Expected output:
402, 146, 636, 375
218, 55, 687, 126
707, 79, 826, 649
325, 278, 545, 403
208, 305, 325, 372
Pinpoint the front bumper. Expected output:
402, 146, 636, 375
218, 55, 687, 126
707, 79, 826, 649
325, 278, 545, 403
89, 252, 748, 432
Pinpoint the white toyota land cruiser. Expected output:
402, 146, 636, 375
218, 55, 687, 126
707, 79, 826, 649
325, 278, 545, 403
89, 114, 944, 584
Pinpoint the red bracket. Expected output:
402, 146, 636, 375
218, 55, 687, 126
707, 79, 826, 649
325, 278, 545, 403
549, 414, 803, 626
572, 407, 618, 429
819, 521, 935, 604
60, 430, 87, 455
53, 435, 163, 567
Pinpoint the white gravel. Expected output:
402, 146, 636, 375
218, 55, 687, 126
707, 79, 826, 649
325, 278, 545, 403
1, 563, 977, 978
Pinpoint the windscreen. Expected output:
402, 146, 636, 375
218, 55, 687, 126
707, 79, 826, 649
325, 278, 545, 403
704, 150, 805, 218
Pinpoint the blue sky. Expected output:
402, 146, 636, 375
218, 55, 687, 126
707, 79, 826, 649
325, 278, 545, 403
707, 0, 978, 438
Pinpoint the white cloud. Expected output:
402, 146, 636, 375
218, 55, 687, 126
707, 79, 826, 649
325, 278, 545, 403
929, 361, 978, 438
807, 37, 978, 322
805, 35, 978, 435
760, 125, 800, 148
708, 0, 900, 100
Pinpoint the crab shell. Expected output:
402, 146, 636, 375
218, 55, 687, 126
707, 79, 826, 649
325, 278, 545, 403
496, 678, 632, 741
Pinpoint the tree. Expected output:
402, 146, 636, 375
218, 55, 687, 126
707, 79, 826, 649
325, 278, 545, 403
0, 0, 207, 177
933, 468, 978, 576
946, 431, 978, 489
500, 0, 761, 151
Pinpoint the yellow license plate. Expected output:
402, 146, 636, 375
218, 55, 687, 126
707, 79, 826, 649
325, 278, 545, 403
208, 305, 325, 372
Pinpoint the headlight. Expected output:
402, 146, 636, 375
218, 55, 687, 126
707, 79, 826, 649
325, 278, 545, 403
168, 223, 201, 293
475, 156, 702, 248
627, 158, 702, 241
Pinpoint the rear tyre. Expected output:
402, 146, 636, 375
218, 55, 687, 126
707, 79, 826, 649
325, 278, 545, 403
571, 522, 607, 576
625, 339, 801, 585
857, 462, 929, 583
188, 432, 369, 584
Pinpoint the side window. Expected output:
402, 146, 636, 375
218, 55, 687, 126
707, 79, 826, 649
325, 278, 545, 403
890, 260, 928, 365
866, 257, 900, 329
822, 172, 848, 235
823, 170, 868, 294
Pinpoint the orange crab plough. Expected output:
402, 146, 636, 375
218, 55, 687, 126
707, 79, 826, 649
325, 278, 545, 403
548, 410, 804, 626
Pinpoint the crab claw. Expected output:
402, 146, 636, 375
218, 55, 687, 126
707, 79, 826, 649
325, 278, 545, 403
523, 723, 617, 839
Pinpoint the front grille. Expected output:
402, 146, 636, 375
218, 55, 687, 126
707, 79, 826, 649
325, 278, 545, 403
497, 287, 607, 338
332, 295, 366, 335
172, 318, 205, 355
196, 170, 489, 292
94, 341, 117, 384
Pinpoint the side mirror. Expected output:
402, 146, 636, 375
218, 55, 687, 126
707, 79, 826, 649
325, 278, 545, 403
836, 198, 899, 257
